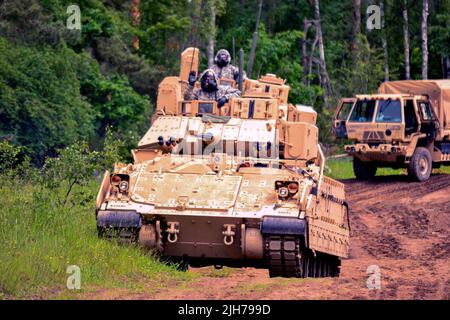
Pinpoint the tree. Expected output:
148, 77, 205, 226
421, 0, 429, 79
380, 1, 389, 81
247, 0, 263, 77
312, 0, 332, 106
429, 0, 450, 79
403, 0, 411, 79
206, 0, 217, 67
351, 0, 361, 66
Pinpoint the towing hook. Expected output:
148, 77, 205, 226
223, 235, 234, 245
168, 233, 178, 243
222, 224, 236, 246
167, 222, 180, 243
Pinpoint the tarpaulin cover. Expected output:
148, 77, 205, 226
378, 80, 450, 131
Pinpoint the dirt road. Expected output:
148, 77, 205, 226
87, 174, 450, 300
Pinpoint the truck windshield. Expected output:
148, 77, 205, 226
336, 101, 354, 120
349, 100, 376, 122
376, 100, 402, 123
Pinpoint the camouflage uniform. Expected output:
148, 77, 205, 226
211, 64, 241, 81
184, 69, 241, 101
212, 49, 246, 81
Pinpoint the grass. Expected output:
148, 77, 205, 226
202, 267, 237, 278
325, 156, 450, 180
0, 179, 193, 299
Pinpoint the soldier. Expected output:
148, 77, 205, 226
184, 69, 241, 108
211, 49, 246, 82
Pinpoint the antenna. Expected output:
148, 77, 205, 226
239, 48, 244, 93
232, 37, 236, 66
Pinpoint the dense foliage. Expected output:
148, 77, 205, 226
0, 0, 448, 162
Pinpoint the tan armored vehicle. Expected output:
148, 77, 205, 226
333, 80, 450, 181
96, 48, 350, 278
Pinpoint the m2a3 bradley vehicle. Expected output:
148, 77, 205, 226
95, 48, 350, 278
333, 80, 450, 182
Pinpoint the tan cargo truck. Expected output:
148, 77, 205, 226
333, 80, 450, 181
95, 48, 350, 278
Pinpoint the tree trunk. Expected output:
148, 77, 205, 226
421, 0, 429, 80
302, 19, 312, 85
380, 1, 389, 81
313, 0, 331, 105
189, 0, 202, 46
351, 0, 361, 66
308, 30, 319, 87
403, 0, 411, 80
240, 0, 246, 11
247, 0, 263, 77
207, 0, 216, 68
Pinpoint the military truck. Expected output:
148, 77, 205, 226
96, 48, 350, 278
333, 80, 450, 182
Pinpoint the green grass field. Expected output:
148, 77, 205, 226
325, 156, 450, 180
0, 180, 193, 299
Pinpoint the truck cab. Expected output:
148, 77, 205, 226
332, 98, 355, 139
333, 92, 442, 181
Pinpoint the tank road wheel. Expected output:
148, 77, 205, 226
315, 256, 323, 277
311, 256, 319, 278
303, 250, 319, 278
320, 256, 329, 277
329, 257, 341, 277
323, 257, 331, 277
301, 250, 310, 278
303, 251, 341, 278
408, 147, 432, 182
353, 157, 377, 180
138, 224, 157, 250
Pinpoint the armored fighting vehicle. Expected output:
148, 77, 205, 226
96, 48, 350, 278
333, 80, 450, 181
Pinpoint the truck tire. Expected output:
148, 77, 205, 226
408, 147, 432, 182
353, 157, 377, 180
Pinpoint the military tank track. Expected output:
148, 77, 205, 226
97, 227, 341, 277
97, 226, 139, 245
265, 235, 340, 278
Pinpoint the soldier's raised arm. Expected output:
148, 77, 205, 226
184, 71, 198, 100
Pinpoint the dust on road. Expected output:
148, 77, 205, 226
86, 174, 450, 300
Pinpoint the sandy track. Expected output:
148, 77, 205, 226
86, 174, 450, 300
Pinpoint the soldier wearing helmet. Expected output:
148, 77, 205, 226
211, 49, 246, 82
184, 69, 241, 108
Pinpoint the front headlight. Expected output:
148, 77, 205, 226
110, 173, 130, 194
119, 181, 129, 192
275, 180, 299, 199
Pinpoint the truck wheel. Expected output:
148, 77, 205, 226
408, 147, 432, 182
353, 157, 377, 180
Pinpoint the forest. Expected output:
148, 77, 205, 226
0, 0, 449, 165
